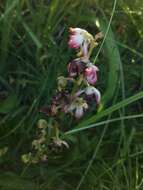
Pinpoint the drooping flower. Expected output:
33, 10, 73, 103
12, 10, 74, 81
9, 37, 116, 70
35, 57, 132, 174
68, 28, 85, 49
68, 27, 95, 58
68, 58, 86, 77
85, 64, 99, 85
85, 86, 101, 104
67, 97, 88, 119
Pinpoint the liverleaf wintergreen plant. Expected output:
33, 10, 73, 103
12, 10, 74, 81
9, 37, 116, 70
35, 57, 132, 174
22, 28, 102, 164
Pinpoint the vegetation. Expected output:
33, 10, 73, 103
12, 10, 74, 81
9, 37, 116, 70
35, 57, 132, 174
0, 0, 143, 189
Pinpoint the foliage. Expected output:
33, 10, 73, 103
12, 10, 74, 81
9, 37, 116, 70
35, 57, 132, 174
0, 0, 143, 189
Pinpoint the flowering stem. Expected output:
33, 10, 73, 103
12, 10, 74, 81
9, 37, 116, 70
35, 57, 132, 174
71, 74, 83, 95
55, 124, 60, 140
87, 42, 95, 58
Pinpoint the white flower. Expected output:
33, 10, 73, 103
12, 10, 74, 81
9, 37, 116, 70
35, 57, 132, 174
67, 97, 88, 119
85, 86, 101, 104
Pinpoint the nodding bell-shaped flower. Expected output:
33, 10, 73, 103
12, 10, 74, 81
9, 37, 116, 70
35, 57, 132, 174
68, 28, 85, 49
68, 27, 95, 58
68, 58, 86, 77
85, 64, 99, 85
85, 86, 101, 104
68, 97, 88, 119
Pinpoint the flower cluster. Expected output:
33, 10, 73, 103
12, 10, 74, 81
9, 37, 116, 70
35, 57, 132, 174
22, 119, 69, 164
22, 119, 49, 164
41, 28, 102, 119
22, 28, 102, 164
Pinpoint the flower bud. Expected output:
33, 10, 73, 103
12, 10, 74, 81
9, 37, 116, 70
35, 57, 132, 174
85, 65, 99, 85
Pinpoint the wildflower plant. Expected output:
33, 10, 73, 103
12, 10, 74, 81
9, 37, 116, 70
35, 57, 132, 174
22, 28, 102, 164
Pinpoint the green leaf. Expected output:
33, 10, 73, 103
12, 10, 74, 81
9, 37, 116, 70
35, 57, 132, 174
0, 94, 18, 114
98, 18, 121, 106
0, 172, 36, 190
66, 91, 143, 134
22, 21, 42, 49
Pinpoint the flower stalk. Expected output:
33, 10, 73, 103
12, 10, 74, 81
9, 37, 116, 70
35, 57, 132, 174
22, 27, 103, 164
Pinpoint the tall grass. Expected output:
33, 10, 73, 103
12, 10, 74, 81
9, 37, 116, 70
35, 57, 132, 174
0, 0, 143, 189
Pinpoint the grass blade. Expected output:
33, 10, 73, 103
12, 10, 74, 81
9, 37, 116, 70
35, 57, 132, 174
66, 91, 143, 134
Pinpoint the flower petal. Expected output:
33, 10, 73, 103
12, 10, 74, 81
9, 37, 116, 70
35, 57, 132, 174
85, 65, 99, 85
85, 86, 101, 104
75, 106, 84, 119
68, 34, 84, 49
82, 41, 89, 57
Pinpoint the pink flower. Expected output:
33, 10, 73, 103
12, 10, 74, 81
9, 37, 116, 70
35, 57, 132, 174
85, 86, 101, 104
68, 27, 94, 58
68, 28, 85, 49
85, 65, 99, 85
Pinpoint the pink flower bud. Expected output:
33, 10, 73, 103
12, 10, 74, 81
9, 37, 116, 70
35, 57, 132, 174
85, 65, 99, 85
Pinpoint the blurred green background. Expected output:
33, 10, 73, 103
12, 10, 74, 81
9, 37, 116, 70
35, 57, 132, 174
0, 0, 143, 189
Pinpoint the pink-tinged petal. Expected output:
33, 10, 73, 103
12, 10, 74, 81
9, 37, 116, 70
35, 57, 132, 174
68, 27, 96, 57
93, 65, 99, 71
68, 41, 80, 49
85, 65, 99, 85
73, 34, 84, 44
86, 74, 97, 85
75, 106, 83, 119
68, 34, 84, 49
75, 90, 85, 97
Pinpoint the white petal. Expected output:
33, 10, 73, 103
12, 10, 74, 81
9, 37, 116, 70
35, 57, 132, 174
94, 65, 99, 71
83, 103, 88, 109
72, 28, 87, 34
75, 107, 83, 118
85, 86, 101, 104
72, 34, 84, 45
85, 86, 96, 95
82, 41, 89, 56
94, 88, 101, 104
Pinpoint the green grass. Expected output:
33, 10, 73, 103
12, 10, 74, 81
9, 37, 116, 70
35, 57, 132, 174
0, 0, 143, 189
